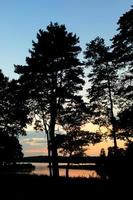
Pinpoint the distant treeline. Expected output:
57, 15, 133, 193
22, 156, 102, 163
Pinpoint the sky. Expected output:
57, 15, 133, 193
0, 0, 132, 79
0, 0, 132, 156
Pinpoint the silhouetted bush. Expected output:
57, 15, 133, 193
0, 134, 23, 166
97, 144, 133, 180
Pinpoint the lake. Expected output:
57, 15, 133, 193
30, 163, 100, 178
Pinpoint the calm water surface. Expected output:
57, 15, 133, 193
30, 163, 100, 178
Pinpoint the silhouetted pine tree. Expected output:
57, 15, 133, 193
112, 6, 133, 143
112, 6, 133, 108
15, 22, 85, 177
84, 37, 118, 151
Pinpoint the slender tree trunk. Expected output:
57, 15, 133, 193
108, 89, 117, 150
66, 152, 72, 178
66, 155, 71, 178
49, 72, 59, 177
42, 113, 52, 176
47, 134, 52, 176
106, 64, 118, 152
49, 111, 59, 177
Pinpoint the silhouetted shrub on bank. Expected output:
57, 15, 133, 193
0, 163, 35, 174
97, 144, 133, 180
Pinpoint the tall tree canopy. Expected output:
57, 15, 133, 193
112, 6, 133, 107
0, 70, 28, 165
0, 70, 29, 137
112, 7, 133, 143
84, 37, 118, 150
117, 106, 133, 142
15, 22, 85, 177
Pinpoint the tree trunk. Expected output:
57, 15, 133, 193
49, 111, 59, 177
66, 160, 70, 178
106, 64, 118, 152
108, 88, 118, 152
42, 113, 52, 176
49, 72, 59, 177
66, 154, 72, 178
47, 135, 52, 176
111, 116, 118, 153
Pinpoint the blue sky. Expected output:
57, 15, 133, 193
19, 131, 48, 156
0, 0, 131, 156
0, 0, 132, 79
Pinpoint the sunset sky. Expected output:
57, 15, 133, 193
0, 0, 131, 156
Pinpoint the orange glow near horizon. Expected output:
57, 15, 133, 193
86, 139, 125, 156
23, 122, 126, 157
81, 122, 126, 155
23, 139, 125, 157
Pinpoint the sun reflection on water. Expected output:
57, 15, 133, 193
30, 163, 100, 178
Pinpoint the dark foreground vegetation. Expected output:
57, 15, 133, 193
0, 173, 132, 200
1, 144, 133, 199
0, 144, 133, 199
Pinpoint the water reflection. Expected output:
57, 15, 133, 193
31, 163, 100, 178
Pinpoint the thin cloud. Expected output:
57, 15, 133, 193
22, 138, 46, 146
24, 147, 48, 156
